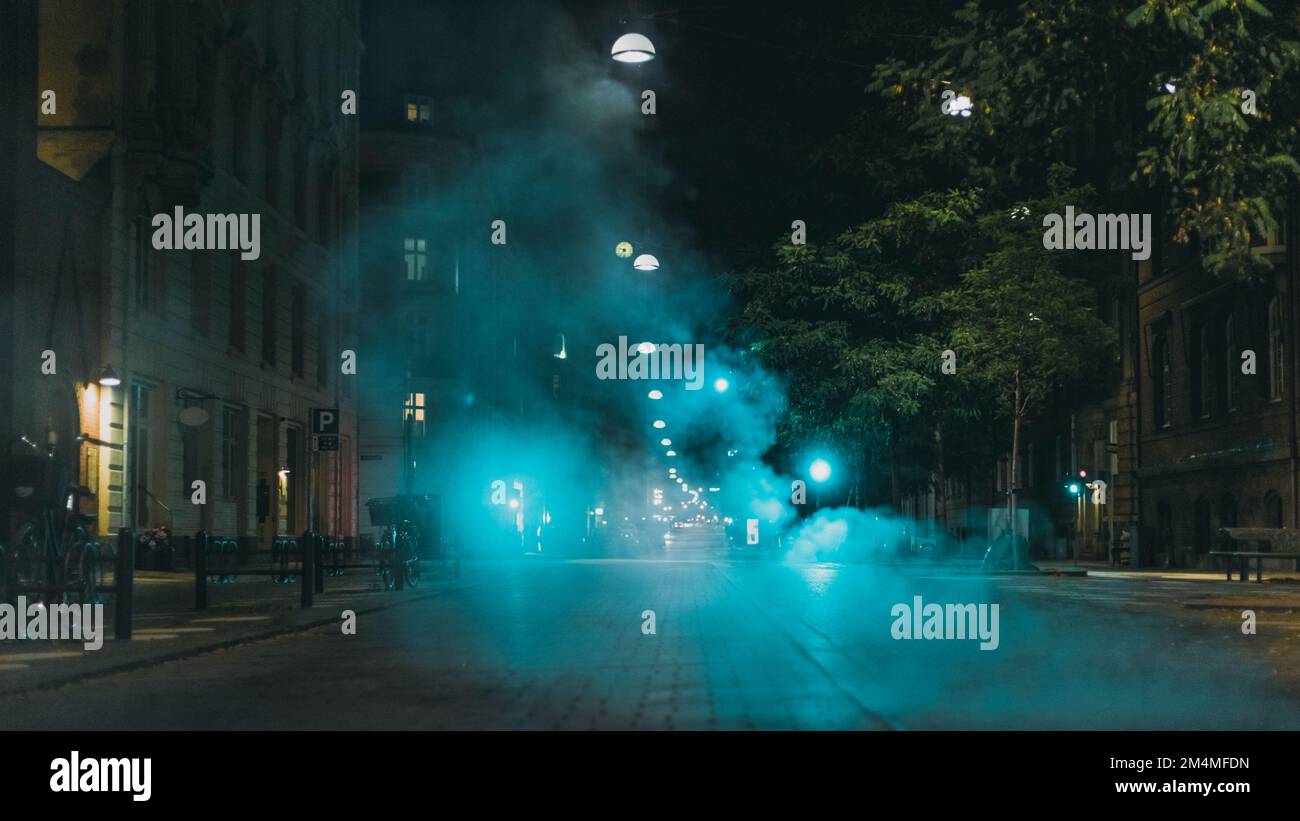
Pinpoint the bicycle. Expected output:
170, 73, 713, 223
375, 519, 422, 590
4, 434, 102, 606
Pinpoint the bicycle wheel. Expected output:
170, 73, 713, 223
398, 524, 421, 588
76, 541, 101, 605
13, 521, 48, 601
59, 527, 96, 605
0, 544, 12, 604
376, 527, 397, 590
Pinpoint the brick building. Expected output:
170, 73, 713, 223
1136, 194, 1297, 567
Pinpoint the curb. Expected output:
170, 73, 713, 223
0, 577, 489, 699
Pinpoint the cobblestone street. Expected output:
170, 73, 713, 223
3, 548, 1298, 730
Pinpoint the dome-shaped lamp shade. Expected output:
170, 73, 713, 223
611, 32, 656, 63
633, 253, 660, 271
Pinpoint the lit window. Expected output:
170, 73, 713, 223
403, 392, 426, 437
404, 238, 427, 281
405, 95, 432, 124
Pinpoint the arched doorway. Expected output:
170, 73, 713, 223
1193, 497, 1212, 555
1265, 493, 1284, 529
1156, 499, 1173, 559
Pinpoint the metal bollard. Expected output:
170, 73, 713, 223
314, 533, 325, 594
114, 528, 134, 640
394, 530, 406, 592
300, 529, 314, 609
195, 530, 208, 610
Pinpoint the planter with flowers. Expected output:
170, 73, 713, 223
138, 524, 174, 571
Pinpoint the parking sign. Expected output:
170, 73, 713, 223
312, 408, 339, 452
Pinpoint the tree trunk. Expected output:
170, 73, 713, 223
1009, 370, 1022, 568
933, 422, 947, 543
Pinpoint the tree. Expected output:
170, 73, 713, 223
730, 188, 987, 513
873, 0, 1300, 277
945, 176, 1117, 564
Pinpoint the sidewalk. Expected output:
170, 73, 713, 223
0, 559, 504, 696
1037, 558, 1300, 583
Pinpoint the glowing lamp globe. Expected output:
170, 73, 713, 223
611, 33, 656, 63
809, 458, 832, 483
616, 241, 634, 258
633, 254, 660, 272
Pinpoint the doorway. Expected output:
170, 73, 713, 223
256, 413, 276, 545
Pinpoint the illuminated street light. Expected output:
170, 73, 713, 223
810, 458, 832, 483
637, 341, 656, 355
96, 363, 122, 387
666, 450, 676, 457
943, 93, 973, 117
660, 438, 671, 446
713, 377, 729, 393
648, 389, 663, 400
653, 420, 666, 429
633, 253, 660, 271
611, 32, 656, 63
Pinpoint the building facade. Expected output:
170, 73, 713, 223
1136, 193, 1298, 567
1, 0, 362, 551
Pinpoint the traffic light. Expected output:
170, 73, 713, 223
1064, 468, 1088, 497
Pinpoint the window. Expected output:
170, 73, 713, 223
1224, 314, 1236, 411
132, 217, 151, 307
291, 284, 305, 376
1193, 497, 1211, 553
1265, 493, 1284, 529
317, 317, 330, 390
1218, 494, 1238, 533
221, 407, 243, 501
405, 95, 432, 124
1197, 322, 1213, 418
403, 392, 426, 438
1153, 328, 1172, 428
129, 384, 153, 528
262, 270, 277, 365
1156, 500, 1173, 555
403, 166, 435, 206
229, 263, 246, 353
404, 238, 427, 281
181, 397, 200, 492
1269, 296, 1284, 400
